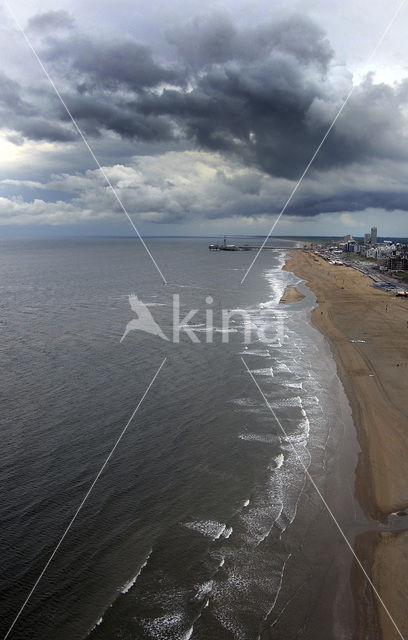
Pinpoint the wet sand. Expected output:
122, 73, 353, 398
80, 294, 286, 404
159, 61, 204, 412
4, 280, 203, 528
279, 284, 305, 304
284, 250, 408, 640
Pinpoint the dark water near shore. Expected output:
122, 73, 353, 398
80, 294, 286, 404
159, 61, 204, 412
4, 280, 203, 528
0, 237, 363, 639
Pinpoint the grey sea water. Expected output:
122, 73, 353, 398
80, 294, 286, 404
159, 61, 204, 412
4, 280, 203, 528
0, 237, 361, 640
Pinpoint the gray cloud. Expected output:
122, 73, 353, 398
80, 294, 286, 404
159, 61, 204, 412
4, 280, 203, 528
36, 12, 408, 181
0, 72, 76, 143
137, 18, 407, 180
0, 72, 34, 116
43, 35, 182, 91
16, 118, 77, 142
1, 9, 408, 226
285, 188, 408, 218
56, 93, 176, 141
167, 13, 333, 70
27, 10, 75, 32
2, 152, 408, 229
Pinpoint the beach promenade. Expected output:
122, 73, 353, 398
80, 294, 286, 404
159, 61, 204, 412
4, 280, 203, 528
285, 250, 408, 640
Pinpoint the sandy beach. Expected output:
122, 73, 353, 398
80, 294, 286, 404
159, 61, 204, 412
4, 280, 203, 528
284, 250, 408, 640
279, 284, 305, 304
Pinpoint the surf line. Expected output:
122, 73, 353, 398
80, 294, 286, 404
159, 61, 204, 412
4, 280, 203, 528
241, 356, 405, 640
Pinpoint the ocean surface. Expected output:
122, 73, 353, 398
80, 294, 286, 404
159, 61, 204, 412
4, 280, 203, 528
0, 237, 362, 640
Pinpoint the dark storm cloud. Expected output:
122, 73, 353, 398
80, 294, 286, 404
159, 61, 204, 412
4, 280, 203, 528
286, 188, 408, 218
136, 17, 407, 180
17, 118, 77, 142
1, 14, 182, 143
27, 10, 75, 32
0, 72, 76, 142
42, 35, 182, 91
24, 10, 337, 158
8, 11, 403, 171
167, 13, 333, 70
3, 9, 408, 222
0, 72, 34, 116
56, 93, 176, 141
136, 59, 324, 177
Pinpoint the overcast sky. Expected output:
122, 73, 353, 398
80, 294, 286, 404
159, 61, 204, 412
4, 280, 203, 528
1, 0, 408, 237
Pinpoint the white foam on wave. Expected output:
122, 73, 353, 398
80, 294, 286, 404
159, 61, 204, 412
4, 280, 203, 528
210, 545, 290, 640
272, 453, 284, 469
273, 362, 291, 372
269, 395, 302, 409
120, 548, 152, 594
232, 397, 258, 408
239, 432, 276, 444
257, 552, 292, 637
142, 612, 186, 639
183, 520, 226, 540
222, 526, 233, 539
195, 580, 214, 601
240, 501, 284, 547
239, 349, 271, 357
272, 448, 311, 536
214, 524, 227, 539
182, 626, 194, 640
284, 414, 310, 444
302, 395, 320, 407
88, 616, 104, 634
282, 380, 303, 389
232, 398, 267, 414
121, 576, 138, 595
243, 499, 250, 507
191, 326, 238, 333
255, 503, 284, 545
250, 367, 274, 376
302, 413, 311, 436
258, 300, 275, 309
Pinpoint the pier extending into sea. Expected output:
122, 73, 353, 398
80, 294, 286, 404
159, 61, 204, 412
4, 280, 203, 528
209, 238, 302, 251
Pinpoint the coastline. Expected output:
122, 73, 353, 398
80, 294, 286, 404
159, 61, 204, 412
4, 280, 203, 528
279, 284, 305, 304
283, 249, 408, 640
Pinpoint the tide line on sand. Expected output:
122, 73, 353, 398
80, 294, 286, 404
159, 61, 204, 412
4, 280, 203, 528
285, 249, 408, 640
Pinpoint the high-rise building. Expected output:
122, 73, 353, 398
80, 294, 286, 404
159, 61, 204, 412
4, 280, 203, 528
364, 233, 371, 244
371, 226, 378, 245
344, 234, 352, 242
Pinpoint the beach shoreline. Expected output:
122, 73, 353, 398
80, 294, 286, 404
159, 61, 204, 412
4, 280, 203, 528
279, 284, 305, 304
283, 250, 408, 640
